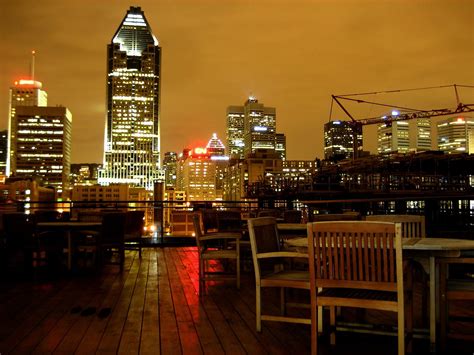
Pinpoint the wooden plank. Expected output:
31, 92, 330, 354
117, 250, 149, 354
157, 248, 181, 354
73, 257, 136, 354
93, 253, 141, 353
164, 248, 203, 354
178, 247, 246, 354
139, 249, 160, 355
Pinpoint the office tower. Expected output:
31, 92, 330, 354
378, 121, 410, 154
413, 119, 432, 151
324, 120, 362, 160
243, 97, 276, 156
275, 133, 286, 160
7, 79, 48, 175
206, 133, 226, 157
0, 130, 7, 176
9, 106, 72, 189
163, 152, 178, 189
99, 6, 162, 190
437, 116, 474, 153
226, 106, 245, 158
176, 147, 220, 201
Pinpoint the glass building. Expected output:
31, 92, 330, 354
324, 120, 362, 160
99, 6, 161, 190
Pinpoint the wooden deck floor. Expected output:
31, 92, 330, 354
0, 248, 472, 354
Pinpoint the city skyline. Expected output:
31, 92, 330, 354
1, 0, 473, 163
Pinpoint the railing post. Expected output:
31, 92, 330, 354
154, 182, 164, 243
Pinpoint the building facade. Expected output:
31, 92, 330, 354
324, 120, 362, 160
9, 106, 72, 190
99, 6, 162, 190
378, 118, 433, 154
163, 152, 178, 189
0, 130, 8, 176
437, 116, 474, 154
7, 79, 48, 176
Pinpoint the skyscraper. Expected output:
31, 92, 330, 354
226, 96, 282, 159
324, 120, 362, 160
9, 106, 72, 189
99, 6, 162, 190
437, 116, 474, 153
7, 79, 48, 175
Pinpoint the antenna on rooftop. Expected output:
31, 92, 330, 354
30, 50, 36, 81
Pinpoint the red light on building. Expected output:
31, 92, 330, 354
14, 79, 42, 89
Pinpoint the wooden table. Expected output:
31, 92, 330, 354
37, 221, 102, 271
285, 236, 474, 352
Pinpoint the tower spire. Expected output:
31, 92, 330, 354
30, 50, 36, 81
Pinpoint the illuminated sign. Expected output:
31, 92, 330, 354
254, 126, 267, 132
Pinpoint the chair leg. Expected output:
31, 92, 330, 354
397, 300, 405, 355
329, 306, 336, 345
311, 296, 318, 355
199, 256, 204, 296
256, 285, 262, 332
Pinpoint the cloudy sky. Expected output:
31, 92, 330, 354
1, 0, 473, 163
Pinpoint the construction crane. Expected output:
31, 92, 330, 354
329, 84, 474, 158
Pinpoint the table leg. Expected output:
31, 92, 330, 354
429, 256, 436, 352
66, 230, 72, 271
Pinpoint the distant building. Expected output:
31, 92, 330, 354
70, 163, 101, 186
163, 152, 178, 189
437, 116, 474, 154
226, 97, 286, 160
226, 106, 245, 158
0, 130, 8, 176
324, 120, 362, 160
378, 116, 432, 154
9, 106, 72, 190
99, 6, 162, 190
176, 147, 220, 201
7, 79, 48, 175
206, 133, 229, 195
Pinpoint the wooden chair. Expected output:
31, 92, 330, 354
365, 214, 425, 238
307, 221, 412, 355
247, 217, 311, 331
439, 257, 474, 350
192, 213, 241, 295
99, 212, 126, 272
124, 210, 145, 258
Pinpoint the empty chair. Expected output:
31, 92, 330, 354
307, 221, 412, 355
365, 214, 425, 238
439, 257, 474, 350
282, 210, 302, 224
247, 217, 310, 331
192, 213, 240, 295
99, 212, 126, 271
124, 210, 145, 257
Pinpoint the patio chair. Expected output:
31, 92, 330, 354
307, 221, 412, 355
124, 210, 145, 258
99, 212, 126, 272
247, 217, 311, 331
365, 214, 425, 238
439, 257, 474, 350
192, 213, 240, 295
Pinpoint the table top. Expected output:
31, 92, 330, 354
37, 221, 102, 228
285, 236, 474, 252
277, 223, 307, 231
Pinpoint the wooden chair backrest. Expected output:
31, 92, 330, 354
311, 213, 360, 222
100, 212, 126, 245
365, 214, 425, 238
307, 221, 402, 292
192, 213, 204, 249
247, 217, 281, 278
124, 210, 145, 239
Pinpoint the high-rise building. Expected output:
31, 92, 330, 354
0, 130, 8, 176
9, 106, 72, 189
437, 116, 474, 154
7, 79, 48, 175
243, 97, 276, 156
99, 6, 162, 190
324, 120, 362, 160
378, 115, 433, 154
226, 106, 245, 158
176, 147, 220, 201
163, 152, 178, 189
227, 96, 283, 159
